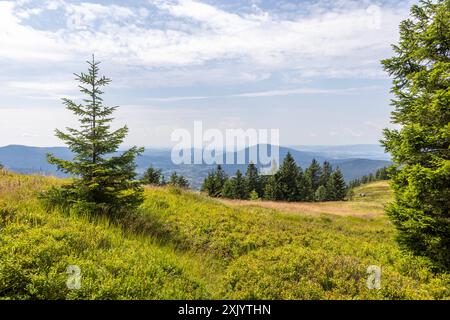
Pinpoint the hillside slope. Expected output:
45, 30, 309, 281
0, 172, 448, 299
0, 172, 215, 299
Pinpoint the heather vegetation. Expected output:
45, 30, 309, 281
0, 171, 449, 299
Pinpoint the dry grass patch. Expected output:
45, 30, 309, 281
218, 181, 393, 218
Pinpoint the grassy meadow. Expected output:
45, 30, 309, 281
0, 171, 448, 299
219, 181, 392, 218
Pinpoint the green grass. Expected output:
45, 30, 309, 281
352, 181, 393, 204
0, 172, 211, 299
0, 172, 449, 299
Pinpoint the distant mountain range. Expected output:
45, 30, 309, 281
289, 144, 390, 161
0, 144, 392, 189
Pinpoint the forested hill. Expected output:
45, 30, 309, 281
0, 144, 391, 188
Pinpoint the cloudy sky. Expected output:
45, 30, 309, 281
0, 0, 414, 148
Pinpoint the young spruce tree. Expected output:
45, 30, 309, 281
47, 56, 144, 215
168, 172, 189, 188
142, 166, 164, 185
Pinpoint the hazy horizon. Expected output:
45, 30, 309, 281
0, 142, 386, 149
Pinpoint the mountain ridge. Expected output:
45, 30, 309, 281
0, 144, 392, 188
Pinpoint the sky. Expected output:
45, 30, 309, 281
0, 0, 415, 148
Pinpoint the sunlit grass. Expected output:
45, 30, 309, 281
218, 181, 392, 217
0, 173, 448, 300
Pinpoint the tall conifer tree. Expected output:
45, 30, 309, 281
47, 56, 144, 215
381, 0, 450, 268
277, 152, 301, 201
221, 170, 248, 199
305, 159, 322, 193
201, 165, 227, 197
320, 161, 332, 186
263, 175, 278, 201
328, 168, 347, 201
245, 162, 261, 196
234, 170, 249, 199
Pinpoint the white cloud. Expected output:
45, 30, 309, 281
64, 2, 135, 30
0, 0, 409, 81
0, 1, 70, 61
144, 85, 379, 101
6, 80, 73, 93
0, 79, 78, 99
146, 95, 209, 102
233, 86, 378, 98
218, 116, 245, 129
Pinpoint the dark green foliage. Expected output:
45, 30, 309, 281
348, 167, 390, 189
46, 56, 144, 216
262, 175, 277, 201
381, 0, 450, 269
210, 154, 352, 202
375, 167, 389, 180
274, 152, 302, 201
320, 161, 334, 200
262, 152, 301, 202
201, 172, 215, 196
168, 172, 189, 188
245, 162, 262, 197
249, 190, 259, 201
296, 167, 310, 201
328, 168, 347, 201
201, 165, 227, 197
233, 170, 249, 200
221, 179, 235, 199
271, 157, 330, 202
222, 170, 248, 199
346, 188, 355, 201
305, 159, 322, 194
315, 185, 327, 202
320, 161, 332, 187
142, 166, 165, 186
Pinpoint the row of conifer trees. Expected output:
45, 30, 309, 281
201, 152, 348, 201
140, 167, 189, 188
347, 167, 390, 189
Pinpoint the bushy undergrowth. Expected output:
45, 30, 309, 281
0, 172, 448, 299
0, 172, 210, 299
127, 186, 450, 299
221, 245, 448, 299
